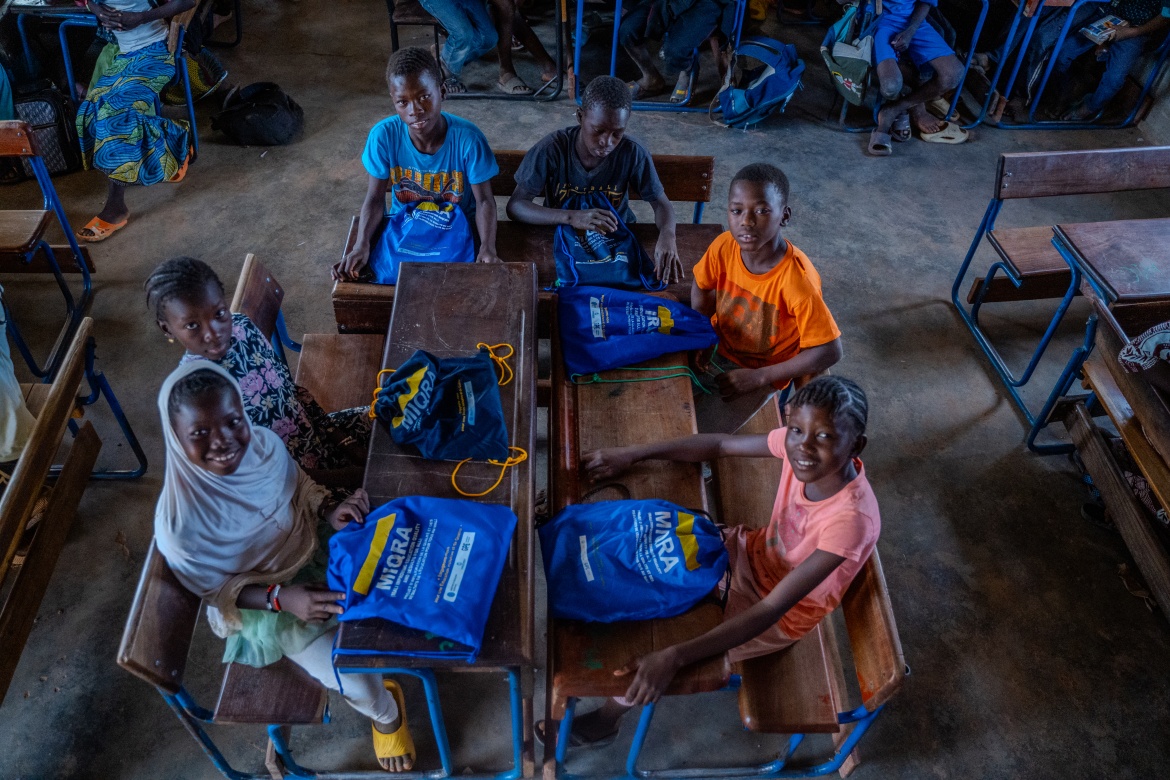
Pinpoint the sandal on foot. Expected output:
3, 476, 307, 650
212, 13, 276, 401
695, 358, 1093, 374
76, 216, 128, 243
443, 76, 468, 94
534, 719, 619, 750
867, 130, 893, 156
168, 146, 194, 183
919, 121, 968, 144
373, 680, 415, 771
498, 74, 534, 95
926, 97, 959, 122
891, 112, 911, 142
669, 69, 692, 104
627, 80, 666, 101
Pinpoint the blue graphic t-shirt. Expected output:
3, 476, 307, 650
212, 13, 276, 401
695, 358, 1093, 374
361, 112, 498, 220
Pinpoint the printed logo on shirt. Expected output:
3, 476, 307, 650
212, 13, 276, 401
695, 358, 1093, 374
389, 167, 466, 206
552, 183, 624, 210
715, 279, 782, 362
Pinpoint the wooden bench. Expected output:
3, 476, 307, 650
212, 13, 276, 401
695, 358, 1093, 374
0, 317, 102, 702
331, 150, 721, 335
544, 296, 729, 772
957, 147, 1170, 306
716, 399, 905, 777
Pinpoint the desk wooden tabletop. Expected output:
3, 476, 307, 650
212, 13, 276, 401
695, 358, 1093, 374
335, 262, 538, 669
1054, 218, 1170, 303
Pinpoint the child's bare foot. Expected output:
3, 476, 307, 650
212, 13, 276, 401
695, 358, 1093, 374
628, 75, 666, 101
910, 103, 944, 136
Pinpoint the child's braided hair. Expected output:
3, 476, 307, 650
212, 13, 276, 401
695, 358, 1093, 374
788, 376, 868, 437
167, 368, 237, 422
581, 76, 632, 113
385, 46, 443, 90
144, 257, 225, 321
730, 162, 790, 203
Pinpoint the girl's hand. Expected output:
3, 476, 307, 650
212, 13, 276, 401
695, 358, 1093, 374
714, 368, 763, 399
581, 447, 636, 481
615, 648, 682, 705
279, 583, 345, 623
327, 488, 370, 530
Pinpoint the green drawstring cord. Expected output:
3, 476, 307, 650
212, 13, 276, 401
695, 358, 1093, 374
570, 364, 715, 394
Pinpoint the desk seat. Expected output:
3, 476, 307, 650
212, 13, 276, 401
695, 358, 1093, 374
968, 226, 1073, 303
294, 333, 384, 413
0, 210, 50, 254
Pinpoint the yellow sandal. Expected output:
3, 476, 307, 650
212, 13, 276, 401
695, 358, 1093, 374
372, 680, 415, 772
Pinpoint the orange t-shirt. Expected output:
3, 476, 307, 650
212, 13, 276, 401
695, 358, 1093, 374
692, 232, 841, 371
746, 427, 881, 640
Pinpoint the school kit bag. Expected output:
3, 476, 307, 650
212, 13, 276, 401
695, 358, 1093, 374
328, 495, 518, 662
211, 82, 304, 145
557, 286, 718, 377
553, 193, 664, 291
821, 3, 875, 107
367, 201, 475, 285
540, 499, 729, 622
13, 83, 81, 178
711, 36, 804, 129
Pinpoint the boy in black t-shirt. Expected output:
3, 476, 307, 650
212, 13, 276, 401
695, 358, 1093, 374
506, 76, 683, 282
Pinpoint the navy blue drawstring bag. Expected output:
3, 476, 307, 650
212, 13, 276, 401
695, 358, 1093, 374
557, 286, 718, 376
368, 201, 475, 285
553, 193, 665, 291
328, 496, 518, 661
539, 499, 729, 622
370, 347, 509, 461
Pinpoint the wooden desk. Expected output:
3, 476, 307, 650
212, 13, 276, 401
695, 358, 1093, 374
1054, 219, 1170, 304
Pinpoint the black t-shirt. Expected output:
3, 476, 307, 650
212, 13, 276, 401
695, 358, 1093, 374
512, 126, 666, 223
1113, 0, 1170, 26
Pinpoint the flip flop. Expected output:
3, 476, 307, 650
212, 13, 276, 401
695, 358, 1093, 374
669, 69, 693, 104
627, 80, 667, 101
867, 130, 892, 156
497, 74, 534, 95
926, 97, 959, 122
919, 121, 968, 144
534, 719, 619, 750
891, 112, 911, 142
76, 216, 128, 243
372, 680, 415, 771
442, 76, 468, 94
168, 146, 193, 183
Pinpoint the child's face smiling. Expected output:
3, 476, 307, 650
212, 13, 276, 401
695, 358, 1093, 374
172, 389, 251, 477
727, 180, 792, 255
158, 280, 233, 362
389, 71, 445, 141
575, 105, 629, 166
783, 403, 865, 498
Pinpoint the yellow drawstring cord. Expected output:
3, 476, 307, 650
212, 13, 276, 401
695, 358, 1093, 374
368, 368, 397, 419
477, 343, 514, 386
451, 447, 528, 497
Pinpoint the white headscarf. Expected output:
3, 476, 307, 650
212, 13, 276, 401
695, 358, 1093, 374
153, 361, 321, 635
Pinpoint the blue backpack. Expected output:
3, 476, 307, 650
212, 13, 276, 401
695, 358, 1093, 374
539, 499, 729, 623
553, 193, 665, 291
711, 36, 805, 129
370, 347, 509, 462
368, 201, 475, 285
328, 496, 517, 662
557, 286, 718, 377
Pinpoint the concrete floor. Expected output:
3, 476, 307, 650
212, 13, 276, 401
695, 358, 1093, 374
2, 0, 1170, 777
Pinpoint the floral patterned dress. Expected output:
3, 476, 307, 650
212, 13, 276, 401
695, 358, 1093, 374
181, 313, 371, 470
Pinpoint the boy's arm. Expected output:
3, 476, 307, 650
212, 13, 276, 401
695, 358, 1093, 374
506, 185, 621, 232
1112, 15, 1170, 41
649, 197, 682, 283
616, 548, 847, 704
717, 338, 843, 398
691, 278, 716, 316
471, 180, 501, 264
890, 2, 935, 50
333, 175, 390, 281
582, 433, 773, 482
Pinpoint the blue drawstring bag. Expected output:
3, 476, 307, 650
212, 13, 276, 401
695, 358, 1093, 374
557, 286, 718, 377
328, 496, 518, 662
370, 346, 509, 462
539, 499, 729, 622
368, 201, 475, 285
552, 193, 665, 291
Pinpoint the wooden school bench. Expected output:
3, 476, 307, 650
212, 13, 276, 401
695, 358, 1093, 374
950, 146, 1170, 452
1, 317, 102, 703
330, 150, 721, 335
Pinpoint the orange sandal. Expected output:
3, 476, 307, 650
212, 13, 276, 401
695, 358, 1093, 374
168, 147, 193, 183
76, 216, 128, 243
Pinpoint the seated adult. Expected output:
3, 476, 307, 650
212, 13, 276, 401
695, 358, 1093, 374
75, 0, 197, 243
618, 0, 738, 103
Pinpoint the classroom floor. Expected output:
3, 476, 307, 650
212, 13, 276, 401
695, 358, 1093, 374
2, 1, 1170, 778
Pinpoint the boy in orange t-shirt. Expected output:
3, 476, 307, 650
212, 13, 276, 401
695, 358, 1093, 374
691, 163, 842, 433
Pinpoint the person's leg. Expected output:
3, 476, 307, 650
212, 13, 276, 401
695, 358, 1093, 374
619, 2, 667, 96
98, 178, 128, 224
661, 0, 722, 79
419, 0, 493, 76
1053, 32, 1095, 76
1083, 33, 1146, 114
878, 23, 961, 134
511, 13, 558, 81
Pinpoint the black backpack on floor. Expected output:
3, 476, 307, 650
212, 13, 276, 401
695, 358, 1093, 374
13, 82, 81, 178
211, 82, 304, 146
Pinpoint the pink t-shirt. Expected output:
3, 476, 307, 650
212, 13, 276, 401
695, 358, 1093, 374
745, 427, 881, 639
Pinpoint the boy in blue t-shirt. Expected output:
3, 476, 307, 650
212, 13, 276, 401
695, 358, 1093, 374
333, 47, 501, 281
867, 0, 964, 156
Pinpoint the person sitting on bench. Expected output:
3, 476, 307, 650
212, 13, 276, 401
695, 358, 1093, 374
691, 163, 842, 434
617, 0, 737, 103
146, 257, 369, 489
537, 376, 880, 747
333, 47, 501, 281
506, 76, 682, 282
867, 0, 965, 155
1119, 317, 1170, 395
0, 289, 34, 465
154, 362, 415, 772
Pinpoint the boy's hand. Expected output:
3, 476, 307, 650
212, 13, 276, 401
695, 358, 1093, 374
615, 647, 682, 705
569, 209, 620, 234
334, 245, 370, 281
476, 247, 503, 264
327, 489, 370, 531
279, 584, 345, 623
654, 234, 683, 284
891, 26, 917, 53
581, 448, 636, 481
715, 368, 765, 399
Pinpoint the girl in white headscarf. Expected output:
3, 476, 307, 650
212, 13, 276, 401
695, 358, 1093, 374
154, 361, 415, 772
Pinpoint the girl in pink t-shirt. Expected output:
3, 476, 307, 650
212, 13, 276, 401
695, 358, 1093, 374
537, 376, 879, 748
